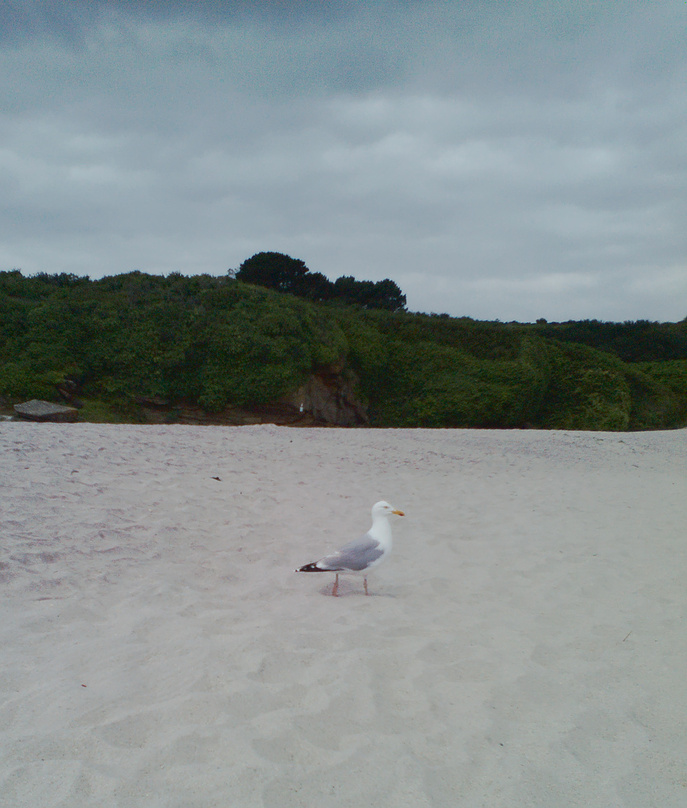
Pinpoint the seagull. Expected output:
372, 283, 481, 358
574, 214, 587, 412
296, 501, 405, 596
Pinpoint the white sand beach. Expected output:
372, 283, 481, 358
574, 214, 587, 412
1, 423, 685, 807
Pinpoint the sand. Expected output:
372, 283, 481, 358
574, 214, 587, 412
1, 423, 685, 807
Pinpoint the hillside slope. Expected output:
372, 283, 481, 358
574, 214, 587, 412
1, 271, 685, 430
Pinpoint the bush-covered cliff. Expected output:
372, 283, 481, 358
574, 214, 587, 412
1, 269, 685, 430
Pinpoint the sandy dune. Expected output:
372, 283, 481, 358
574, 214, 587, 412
1, 423, 685, 807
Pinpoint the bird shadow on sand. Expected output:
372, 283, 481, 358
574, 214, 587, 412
318, 583, 396, 598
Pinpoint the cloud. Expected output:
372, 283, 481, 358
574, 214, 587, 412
0, 1, 685, 321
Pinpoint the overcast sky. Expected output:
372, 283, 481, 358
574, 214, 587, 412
1, 1, 685, 322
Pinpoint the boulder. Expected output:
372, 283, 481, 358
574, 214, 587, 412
14, 399, 79, 423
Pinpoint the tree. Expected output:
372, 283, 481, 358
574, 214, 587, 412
294, 271, 335, 302
236, 252, 309, 294
369, 279, 406, 312
235, 252, 407, 312
333, 275, 368, 307
332, 276, 406, 311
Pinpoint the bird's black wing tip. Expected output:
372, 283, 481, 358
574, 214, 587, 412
296, 562, 320, 573
297, 562, 343, 573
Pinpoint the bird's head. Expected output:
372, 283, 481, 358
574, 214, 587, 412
372, 500, 405, 517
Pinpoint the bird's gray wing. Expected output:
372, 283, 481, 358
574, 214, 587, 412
319, 532, 383, 572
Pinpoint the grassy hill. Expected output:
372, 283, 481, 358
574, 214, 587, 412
1, 270, 685, 430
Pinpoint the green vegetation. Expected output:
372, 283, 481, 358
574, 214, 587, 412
528, 318, 687, 362
1, 268, 685, 430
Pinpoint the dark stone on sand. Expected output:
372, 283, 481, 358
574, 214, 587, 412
14, 399, 79, 423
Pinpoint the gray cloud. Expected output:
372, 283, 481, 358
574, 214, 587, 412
1, 0, 685, 321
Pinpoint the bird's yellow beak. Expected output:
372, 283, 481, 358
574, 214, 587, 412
393, 509, 405, 516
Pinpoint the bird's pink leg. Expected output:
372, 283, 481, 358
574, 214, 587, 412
364, 577, 369, 596
332, 574, 339, 597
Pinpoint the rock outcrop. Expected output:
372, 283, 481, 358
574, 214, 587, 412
287, 362, 368, 426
